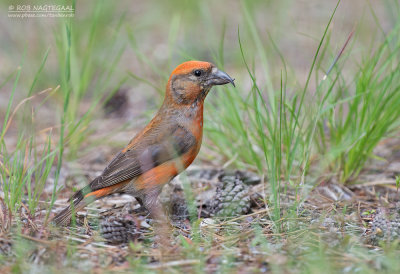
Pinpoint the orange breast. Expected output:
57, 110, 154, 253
188, 103, 204, 155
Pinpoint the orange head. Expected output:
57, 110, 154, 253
165, 61, 234, 106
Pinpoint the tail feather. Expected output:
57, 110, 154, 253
53, 179, 126, 226
53, 190, 86, 226
68, 186, 91, 202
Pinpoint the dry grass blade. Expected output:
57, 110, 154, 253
323, 27, 355, 80
0, 86, 58, 142
145, 259, 200, 269
0, 198, 12, 234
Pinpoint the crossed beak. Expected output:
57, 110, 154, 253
207, 67, 235, 87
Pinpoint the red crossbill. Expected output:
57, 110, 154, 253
53, 61, 234, 226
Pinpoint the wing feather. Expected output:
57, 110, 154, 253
86, 124, 196, 192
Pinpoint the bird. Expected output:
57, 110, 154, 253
53, 61, 235, 226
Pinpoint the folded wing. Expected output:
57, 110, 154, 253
77, 124, 196, 197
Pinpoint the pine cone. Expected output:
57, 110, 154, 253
369, 209, 400, 244
169, 194, 190, 221
100, 217, 141, 244
208, 172, 251, 217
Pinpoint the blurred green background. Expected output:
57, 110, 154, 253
1, 0, 396, 119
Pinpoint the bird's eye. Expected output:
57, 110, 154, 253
194, 70, 202, 77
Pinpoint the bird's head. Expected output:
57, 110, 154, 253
165, 61, 235, 106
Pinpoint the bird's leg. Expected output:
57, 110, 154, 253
142, 189, 176, 252
149, 200, 171, 232
144, 190, 172, 231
